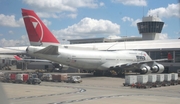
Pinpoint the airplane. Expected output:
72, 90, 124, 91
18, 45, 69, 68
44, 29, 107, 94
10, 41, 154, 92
26, 45, 172, 76
0, 8, 173, 76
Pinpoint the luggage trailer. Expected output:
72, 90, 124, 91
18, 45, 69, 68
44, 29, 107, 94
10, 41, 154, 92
123, 73, 179, 89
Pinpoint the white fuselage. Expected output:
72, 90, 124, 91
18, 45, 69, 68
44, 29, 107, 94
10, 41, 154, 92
27, 46, 152, 71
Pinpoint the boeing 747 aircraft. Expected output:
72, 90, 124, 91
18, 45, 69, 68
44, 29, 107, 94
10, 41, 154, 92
0, 8, 173, 76
26, 45, 172, 76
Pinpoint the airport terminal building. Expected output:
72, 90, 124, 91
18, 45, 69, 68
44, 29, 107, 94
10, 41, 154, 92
68, 16, 180, 73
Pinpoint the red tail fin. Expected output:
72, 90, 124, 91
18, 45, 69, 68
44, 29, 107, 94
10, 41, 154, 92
14, 55, 22, 61
168, 52, 173, 60
21, 8, 59, 46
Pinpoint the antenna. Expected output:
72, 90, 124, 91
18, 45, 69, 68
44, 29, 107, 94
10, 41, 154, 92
179, 0, 180, 25
143, 6, 144, 17
178, 0, 180, 37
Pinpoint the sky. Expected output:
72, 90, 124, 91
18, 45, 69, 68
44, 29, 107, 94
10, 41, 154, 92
0, 0, 179, 46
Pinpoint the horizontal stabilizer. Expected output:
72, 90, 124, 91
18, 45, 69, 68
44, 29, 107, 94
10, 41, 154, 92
35, 45, 59, 55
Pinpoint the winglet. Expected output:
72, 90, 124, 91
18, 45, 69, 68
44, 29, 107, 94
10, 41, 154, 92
168, 52, 173, 60
14, 55, 22, 61
21, 8, 60, 46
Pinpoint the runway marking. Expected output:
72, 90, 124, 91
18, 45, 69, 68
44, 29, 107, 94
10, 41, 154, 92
49, 94, 180, 104
9, 85, 86, 100
69, 84, 122, 88
148, 89, 180, 93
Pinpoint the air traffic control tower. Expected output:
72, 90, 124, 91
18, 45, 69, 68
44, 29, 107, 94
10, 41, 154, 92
137, 16, 164, 40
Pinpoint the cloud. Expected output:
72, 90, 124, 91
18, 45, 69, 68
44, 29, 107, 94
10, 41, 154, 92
0, 35, 29, 47
0, 33, 3, 36
36, 12, 59, 18
67, 13, 78, 19
122, 16, 133, 22
159, 33, 168, 40
52, 17, 120, 41
23, 0, 98, 12
147, 3, 180, 18
8, 30, 14, 34
0, 14, 24, 27
131, 19, 141, 26
37, 12, 78, 19
107, 35, 121, 39
99, 2, 105, 6
23, 0, 100, 18
122, 16, 141, 27
175, 31, 180, 35
42, 19, 51, 27
112, 0, 147, 6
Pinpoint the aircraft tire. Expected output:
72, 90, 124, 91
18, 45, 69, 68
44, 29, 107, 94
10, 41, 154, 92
116, 69, 125, 77
93, 70, 103, 76
103, 70, 112, 76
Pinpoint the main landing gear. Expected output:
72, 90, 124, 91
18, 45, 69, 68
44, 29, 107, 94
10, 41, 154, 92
93, 68, 125, 77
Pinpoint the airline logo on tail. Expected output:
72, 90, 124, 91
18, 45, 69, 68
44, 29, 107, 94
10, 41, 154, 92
14, 55, 22, 61
23, 15, 43, 45
22, 8, 60, 46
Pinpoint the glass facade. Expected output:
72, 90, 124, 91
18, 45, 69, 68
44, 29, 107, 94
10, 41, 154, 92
147, 51, 173, 62
175, 51, 180, 62
137, 21, 164, 33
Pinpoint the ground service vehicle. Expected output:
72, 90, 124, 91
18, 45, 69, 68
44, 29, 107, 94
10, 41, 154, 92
27, 74, 41, 84
15, 74, 29, 83
65, 76, 82, 83
41, 74, 52, 81
124, 73, 179, 89
27, 77, 41, 84
52, 74, 68, 82
9, 73, 16, 83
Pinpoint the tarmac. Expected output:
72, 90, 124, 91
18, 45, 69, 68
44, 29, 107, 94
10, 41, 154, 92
1, 74, 180, 104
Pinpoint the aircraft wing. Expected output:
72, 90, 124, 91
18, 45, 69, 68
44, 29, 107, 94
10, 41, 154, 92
35, 45, 59, 55
14, 55, 51, 62
22, 59, 51, 62
0, 47, 27, 55
102, 58, 171, 69
124, 55, 173, 67
120, 59, 169, 68
103, 52, 173, 69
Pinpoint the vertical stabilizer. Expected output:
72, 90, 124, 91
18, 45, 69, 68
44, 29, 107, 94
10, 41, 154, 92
21, 8, 60, 46
14, 55, 22, 61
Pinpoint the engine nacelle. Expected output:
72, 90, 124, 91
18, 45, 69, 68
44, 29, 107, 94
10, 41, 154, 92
140, 64, 151, 74
151, 63, 164, 73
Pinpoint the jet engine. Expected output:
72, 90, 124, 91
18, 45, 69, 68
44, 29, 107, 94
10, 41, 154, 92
151, 63, 164, 73
140, 64, 151, 74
